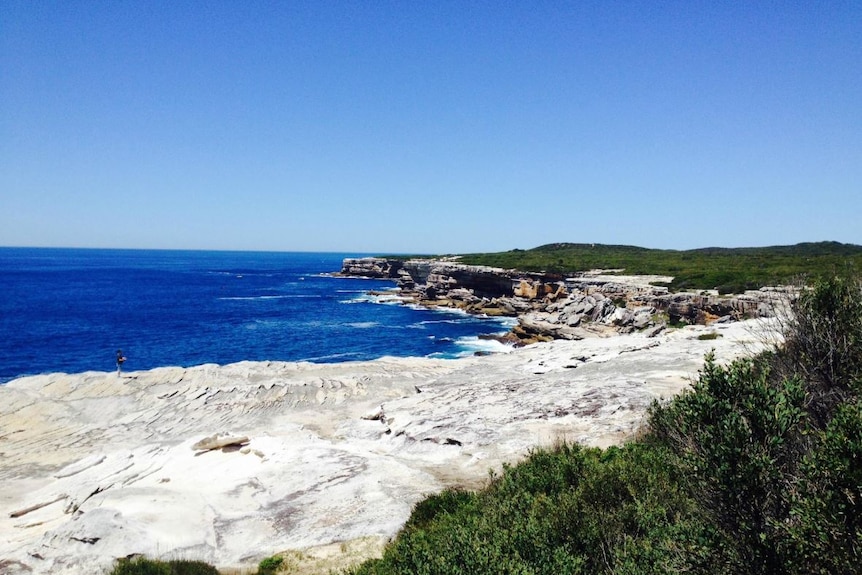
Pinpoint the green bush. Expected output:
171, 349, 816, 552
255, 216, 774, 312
647, 273, 862, 574
648, 357, 807, 572
401, 488, 478, 531
778, 275, 862, 425
779, 399, 862, 575
258, 555, 284, 575
108, 558, 219, 575
349, 443, 708, 575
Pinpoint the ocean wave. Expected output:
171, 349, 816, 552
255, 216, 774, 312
207, 271, 277, 277
413, 318, 473, 326
340, 293, 410, 305
219, 295, 321, 301
495, 317, 519, 329
300, 351, 363, 362
424, 335, 515, 360
346, 321, 379, 329
243, 319, 294, 330
453, 336, 516, 357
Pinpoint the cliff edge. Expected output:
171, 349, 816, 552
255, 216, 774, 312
340, 257, 793, 344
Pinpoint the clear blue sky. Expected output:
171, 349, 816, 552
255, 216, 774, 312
2, 1, 860, 253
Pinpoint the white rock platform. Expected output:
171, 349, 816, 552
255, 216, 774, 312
0, 320, 775, 574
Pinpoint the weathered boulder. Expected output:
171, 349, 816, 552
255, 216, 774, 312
513, 279, 568, 301
631, 308, 655, 330
591, 298, 616, 322
514, 315, 576, 341
494, 297, 534, 315
191, 434, 250, 452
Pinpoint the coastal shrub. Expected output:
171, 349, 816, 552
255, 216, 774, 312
779, 398, 862, 574
645, 274, 862, 573
401, 488, 478, 531
109, 557, 170, 575
647, 356, 807, 572
775, 274, 862, 426
257, 555, 284, 575
696, 332, 721, 340
108, 558, 219, 575
348, 442, 708, 575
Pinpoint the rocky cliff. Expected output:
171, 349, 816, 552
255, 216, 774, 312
340, 257, 793, 344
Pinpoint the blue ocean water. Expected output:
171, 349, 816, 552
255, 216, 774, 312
0, 248, 515, 383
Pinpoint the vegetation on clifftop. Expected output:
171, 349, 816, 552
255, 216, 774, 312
454, 241, 862, 293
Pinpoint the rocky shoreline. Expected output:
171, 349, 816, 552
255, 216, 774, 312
0, 258, 791, 575
0, 319, 776, 575
340, 257, 794, 344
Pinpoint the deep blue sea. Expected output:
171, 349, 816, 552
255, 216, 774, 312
0, 248, 515, 383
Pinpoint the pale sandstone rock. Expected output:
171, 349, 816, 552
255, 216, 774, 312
191, 434, 250, 452
0, 320, 780, 574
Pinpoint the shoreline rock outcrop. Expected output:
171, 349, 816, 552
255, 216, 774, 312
0, 319, 777, 574
340, 257, 794, 344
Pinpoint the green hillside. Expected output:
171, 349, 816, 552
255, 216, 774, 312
456, 241, 862, 293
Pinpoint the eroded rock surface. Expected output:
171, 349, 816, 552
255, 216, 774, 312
341, 258, 794, 343
0, 320, 778, 574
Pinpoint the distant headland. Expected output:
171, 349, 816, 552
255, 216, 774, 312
340, 241, 861, 346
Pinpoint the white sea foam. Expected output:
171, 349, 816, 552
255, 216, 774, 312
219, 295, 321, 301
300, 351, 363, 362
414, 318, 473, 326
243, 318, 295, 330
346, 321, 379, 329
452, 336, 516, 358
340, 292, 409, 305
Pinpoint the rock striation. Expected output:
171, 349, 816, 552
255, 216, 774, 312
341, 257, 794, 344
0, 320, 778, 574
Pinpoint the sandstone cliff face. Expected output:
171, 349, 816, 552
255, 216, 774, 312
341, 258, 404, 279
340, 258, 792, 344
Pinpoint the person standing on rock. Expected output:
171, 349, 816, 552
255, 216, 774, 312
116, 349, 126, 376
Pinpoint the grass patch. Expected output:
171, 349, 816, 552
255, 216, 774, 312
108, 557, 220, 575
697, 332, 722, 340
